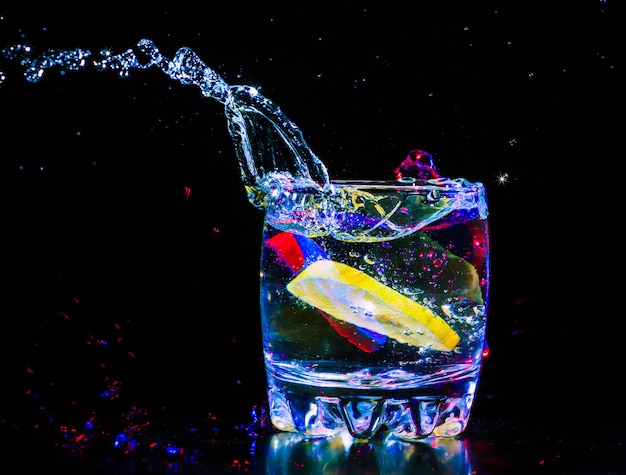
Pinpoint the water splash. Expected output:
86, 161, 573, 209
1, 44, 92, 82
3, 39, 330, 209
393, 149, 440, 181
2, 38, 486, 240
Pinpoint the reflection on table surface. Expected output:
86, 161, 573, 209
265, 430, 469, 474
2, 411, 626, 474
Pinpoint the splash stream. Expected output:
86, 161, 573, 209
2, 39, 330, 208
2, 38, 485, 241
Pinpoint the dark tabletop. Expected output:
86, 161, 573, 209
3, 410, 626, 474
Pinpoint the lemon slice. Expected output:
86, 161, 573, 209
287, 260, 460, 351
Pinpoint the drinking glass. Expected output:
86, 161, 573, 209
259, 177, 489, 441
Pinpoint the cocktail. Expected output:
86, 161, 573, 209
259, 151, 489, 441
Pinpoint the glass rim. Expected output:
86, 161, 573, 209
328, 178, 486, 192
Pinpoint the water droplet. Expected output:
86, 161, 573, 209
393, 150, 440, 181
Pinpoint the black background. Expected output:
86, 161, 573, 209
0, 0, 622, 440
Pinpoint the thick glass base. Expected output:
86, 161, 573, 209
266, 376, 478, 441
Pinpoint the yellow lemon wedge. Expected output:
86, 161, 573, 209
287, 260, 460, 351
